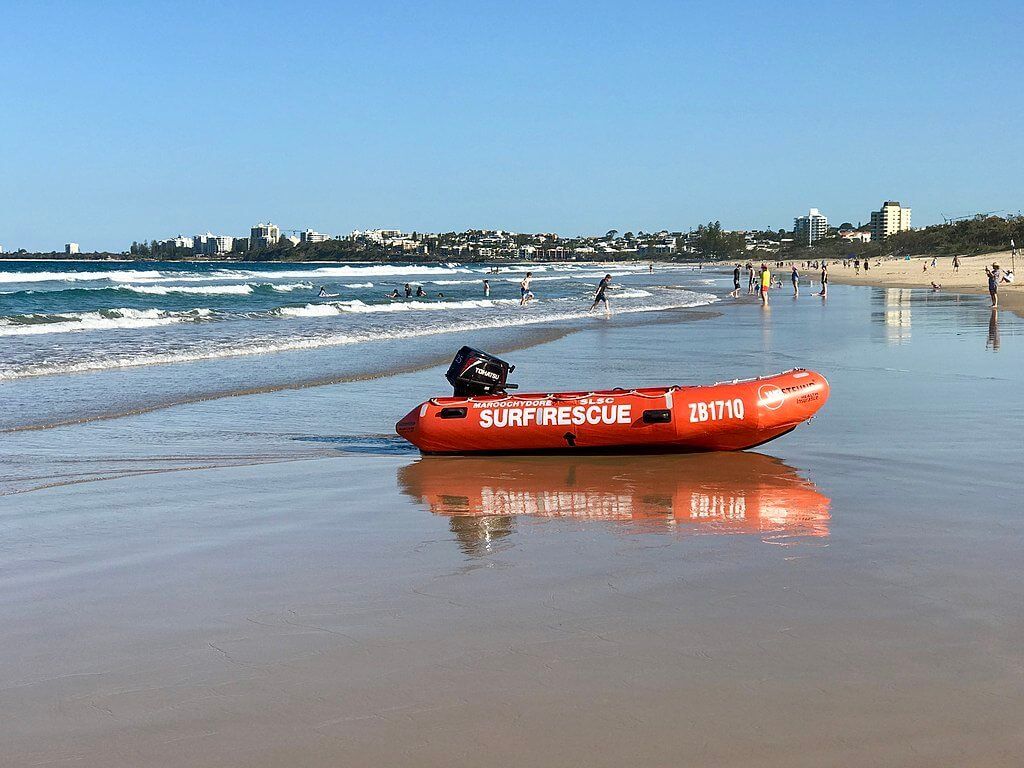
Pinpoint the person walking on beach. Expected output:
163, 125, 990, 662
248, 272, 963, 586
483, 279, 490, 297
791, 264, 800, 296
520, 272, 534, 305
819, 262, 829, 297
590, 274, 613, 315
953, 255, 961, 273
731, 264, 741, 298
986, 263, 1003, 307
759, 264, 771, 306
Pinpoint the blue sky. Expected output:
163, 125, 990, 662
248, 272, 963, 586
1, 0, 1021, 252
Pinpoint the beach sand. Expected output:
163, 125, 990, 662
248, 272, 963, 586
827, 250, 1023, 312
3, 284, 1024, 766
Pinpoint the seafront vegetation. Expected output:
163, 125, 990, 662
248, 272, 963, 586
779, 214, 1024, 262
4, 215, 1020, 264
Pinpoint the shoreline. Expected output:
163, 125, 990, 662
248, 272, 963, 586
826, 250, 1022, 312
2, 306, 721, 433
714, 249, 1022, 313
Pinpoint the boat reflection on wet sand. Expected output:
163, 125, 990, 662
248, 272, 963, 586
398, 452, 830, 553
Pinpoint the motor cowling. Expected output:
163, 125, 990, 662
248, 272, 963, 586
445, 346, 517, 397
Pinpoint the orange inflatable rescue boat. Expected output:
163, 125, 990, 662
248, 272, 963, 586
396, 347, 829, 454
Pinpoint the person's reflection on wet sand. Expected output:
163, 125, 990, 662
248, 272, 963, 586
987, 309, 1000, 351
448, 514, 516, 557
399, 452, 830, 555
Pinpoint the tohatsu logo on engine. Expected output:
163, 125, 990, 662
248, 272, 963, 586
757, 384, 785, 410
479, 404, 632, 429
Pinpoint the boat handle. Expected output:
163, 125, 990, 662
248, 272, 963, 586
642, 409, 672, 424
438, 407, 468, 419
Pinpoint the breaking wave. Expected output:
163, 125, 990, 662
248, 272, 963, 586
1, 292, 717, 378
273, 298, 522, 317
0, 269, 164, 283
0, 307, 212, 336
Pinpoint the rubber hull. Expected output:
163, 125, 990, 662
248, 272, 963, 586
396, 369, 829, 454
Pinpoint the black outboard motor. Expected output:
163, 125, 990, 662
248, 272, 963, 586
445, 346, 518, 397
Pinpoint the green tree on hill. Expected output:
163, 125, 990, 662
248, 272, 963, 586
691, 221, 746, 260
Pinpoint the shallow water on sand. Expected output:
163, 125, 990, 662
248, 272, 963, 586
1, 283, 1023, 766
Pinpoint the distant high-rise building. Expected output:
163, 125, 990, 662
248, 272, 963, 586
65, 242, 80, 254
193, 233, 234, 255
168, 235, 194, 249
300, 229, 330, 244
250, 223, 280, 249
870, 201, 911, 241
794, 208, 828, 245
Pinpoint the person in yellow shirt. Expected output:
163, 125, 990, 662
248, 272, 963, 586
759, 263, 771, 306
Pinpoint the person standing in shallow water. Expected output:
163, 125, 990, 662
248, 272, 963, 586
482, 279, 490, 297
819, 262, 829, 298
759, 264, 771, 306
590, 273, 613, 315
791, 264, 800, 296
986, 263, 1003, 307
730, 264, 741, 298
520, 272, 533, 305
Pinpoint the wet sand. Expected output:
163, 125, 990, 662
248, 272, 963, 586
3, 284, 1024, 766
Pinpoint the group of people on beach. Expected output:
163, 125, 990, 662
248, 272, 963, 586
730, 261, 829, 305
725, 254, 1014, 309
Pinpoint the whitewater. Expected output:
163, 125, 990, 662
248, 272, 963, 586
0, 259, 719, 386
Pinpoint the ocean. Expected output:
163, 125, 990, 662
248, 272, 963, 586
0, 259, 717, 430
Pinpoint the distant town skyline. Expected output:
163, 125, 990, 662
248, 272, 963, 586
1, 0, 1021, 252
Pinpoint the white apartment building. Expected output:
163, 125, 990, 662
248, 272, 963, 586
870, 201, 912, 240
250, 222, 280, 249
193, 233, 234, 255
65, 242, 80, 254
163, 235, 194, 249
351, 229, 403, 243
794, 208, 829, 245
299, 229, 330, 244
